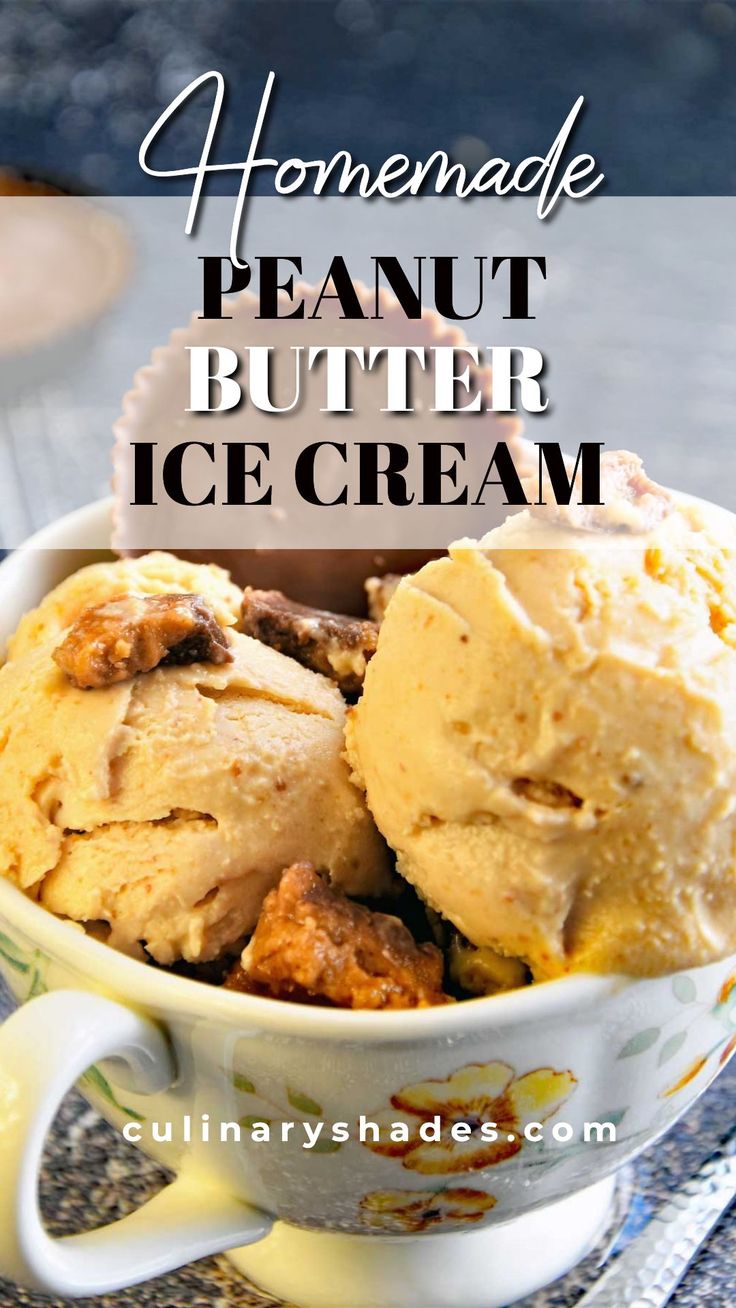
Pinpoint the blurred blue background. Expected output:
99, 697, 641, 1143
0, 0, 735, 196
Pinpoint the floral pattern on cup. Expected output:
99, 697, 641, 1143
82, 1064, 145, 1122
608, 969, 736, 1098
359, 1186, 497, 1233
659, 968, 736, 1096
362, 1061, 577, 1175
0, 931, 47, 1000
0, 931, 144, 1120
232, 1070, 342, 1153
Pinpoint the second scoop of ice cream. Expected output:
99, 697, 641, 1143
347, 489, 736, 979
0, 554, 391, 963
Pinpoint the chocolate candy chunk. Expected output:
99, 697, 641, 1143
53, 593, 232, 689
226, 862, 449, 1009
241, 588, 378, 695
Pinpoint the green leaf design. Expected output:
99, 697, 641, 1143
82, 1065, 144, 1122
287, 1087, 322, 1116
307, 1137, 342, 1154
83, 1064, 114, 1098
27, 968, 46, 999
658, 1031, 688, 1066
119, 1105, 145, 1121
673, 975, 697, 1004
0, 931, 24, 956
0, 945, 29, 974
599, 1108, 628, 1129
239, 1116, 272, 1130
617, 1027, 660, 1059
233, 1073, 256, 1094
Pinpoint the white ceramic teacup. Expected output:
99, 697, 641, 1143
0, 501, 734, 1308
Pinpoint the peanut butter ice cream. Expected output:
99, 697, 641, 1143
0, 554, 391, 963
347, 458, 736, 979
6, 551, 243, 662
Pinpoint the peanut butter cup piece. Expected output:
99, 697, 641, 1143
241, 588, 378, 695
53, 593, 232, 689
225, 862, 449, 1009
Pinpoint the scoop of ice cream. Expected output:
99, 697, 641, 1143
347, 485, 736, 979
6, 551, 243, 663
1, 556, 391, 963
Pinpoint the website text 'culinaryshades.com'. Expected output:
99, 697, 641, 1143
120, 1114, 618, 1150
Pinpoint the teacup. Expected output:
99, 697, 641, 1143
0, 500, 734, 1308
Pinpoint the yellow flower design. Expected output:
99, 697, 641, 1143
360, 1187, 496, 1233
364, 1061, 576, 1175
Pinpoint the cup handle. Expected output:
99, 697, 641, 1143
0, 989, 272, 1296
